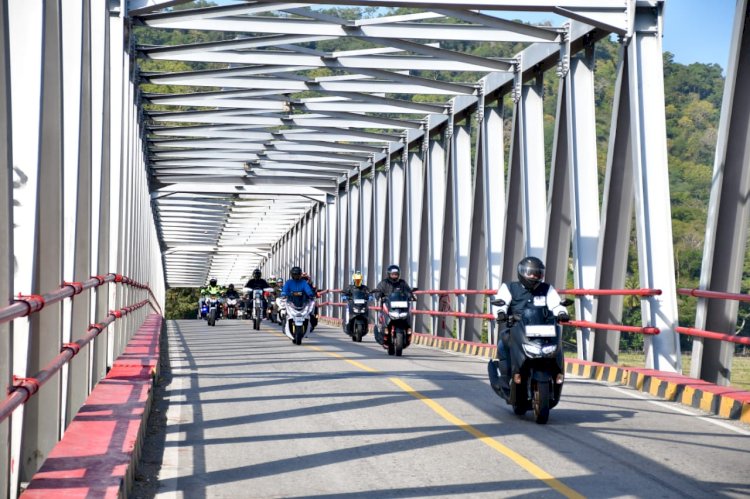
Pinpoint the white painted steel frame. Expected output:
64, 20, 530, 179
690, 0, 750, 385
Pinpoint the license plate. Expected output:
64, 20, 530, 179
525, 325, 556, 338
354, 299, 366, 304
390, 301, 408, 308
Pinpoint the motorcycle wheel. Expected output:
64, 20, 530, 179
533, 381, 551, 424
208, 309, 216, 327
294, 325, 303, 345
395, 330, 404, 356
354, 323, 363, 343
254, 307, 262, 330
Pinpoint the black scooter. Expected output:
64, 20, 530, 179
343, 289, 370, 342
375, 288, 417, 356
487, 299, 571, 424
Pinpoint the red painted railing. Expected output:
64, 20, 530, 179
0, 299, 152, 423
0, 272, 162, 325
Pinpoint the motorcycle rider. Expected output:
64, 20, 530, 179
223, 283, 241, 317
281, 266, 316, 302
342, 270, 371, 335
492, 256, 570, 393
372, 265, 415, 343
244, 269, 271, 319
199, 278, 225, 318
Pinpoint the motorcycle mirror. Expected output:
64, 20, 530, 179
490, 299, 506, 307
560, 298, 574, 307
411, 287, 419, 292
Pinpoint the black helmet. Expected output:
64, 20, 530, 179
387, 264, 400, 283
517, 256, 545, 290
290, 266, 302, 280
228, 283, 234, 290
252, 268, 261, 279
209, 278, 217, 286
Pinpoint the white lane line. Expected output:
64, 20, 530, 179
590, 381, 750, 436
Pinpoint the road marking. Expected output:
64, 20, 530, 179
310, 344, 585, 499
606, 384, 750, 436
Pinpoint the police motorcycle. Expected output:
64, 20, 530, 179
343, 289, 370, 342
375, 288, 417, 356
487, 298, 571, 424
284, 291, 315, 345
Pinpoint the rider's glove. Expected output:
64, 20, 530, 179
558, 311, 570, 322
496, 311, 507, 323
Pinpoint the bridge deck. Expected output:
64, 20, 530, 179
148, 319, 750, 498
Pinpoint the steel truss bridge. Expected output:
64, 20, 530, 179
1, 0, 750, 496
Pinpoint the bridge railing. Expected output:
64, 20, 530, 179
676, 288, 750, 346
0, 274, 162, 425
317, 287, 664, 339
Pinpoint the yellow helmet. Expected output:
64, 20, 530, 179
352, 271, 363, 286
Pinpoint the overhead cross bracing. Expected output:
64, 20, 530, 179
133, 0, 633, 287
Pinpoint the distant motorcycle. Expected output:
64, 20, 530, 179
343, 289, 370, 342
376, 288, 417, 356
284, 292, 315, 345
487, 298, 571, 424
225, 296, 240, 319
205, 294, 221, 326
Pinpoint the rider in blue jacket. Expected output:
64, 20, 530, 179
281, 266, 316, 300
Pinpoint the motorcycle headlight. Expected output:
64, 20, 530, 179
388, 311, 401, 319
522, 343, 543, 356
353, 306, 366, 313
542, 344, 558, 356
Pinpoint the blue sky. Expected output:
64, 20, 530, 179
661, 0, 735, 68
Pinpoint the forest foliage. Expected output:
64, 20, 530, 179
147, 4, 749, 348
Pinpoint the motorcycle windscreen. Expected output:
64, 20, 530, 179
386, 290, 410, 308
351, 289, 368, 304
288, 292, 309, 308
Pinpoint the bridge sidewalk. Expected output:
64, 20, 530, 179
21, 313, 163, 499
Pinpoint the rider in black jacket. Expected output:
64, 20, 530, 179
372, 264, 413, 300
244, 269, 271, 318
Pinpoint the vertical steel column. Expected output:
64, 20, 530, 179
107, 3, 125, 368
341, 179, 349, 291
628, 5, 680, 371
65, 0, 94, 427
594, 39, 633, 363
326, 193, 337, 313
0, 1, 13, 494
521, 75, 547, 260
349, 178, 360, 277
452, 105, 474, 340
7, 1, 42, 490
406, 148, 424, 294
548, 48, 602, 359
426, 127, 447, 335
439, 115, 457, 338
373, 162, 387, 284
361, 167, 374, 288
389, 144, 405, 272
477, 99, 505, 345
19, 0, 65, 480
93, 0, 111, 386
691, 0, 750, 384
356, 167, 364, 273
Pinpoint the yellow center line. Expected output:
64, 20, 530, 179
307, 344, 585, 499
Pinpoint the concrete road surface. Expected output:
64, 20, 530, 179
153, 319, 750, 498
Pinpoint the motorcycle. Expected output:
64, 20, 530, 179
343, 289, 370, 342
284, 292, 315, 345
266, 290, 279, 323
225, 296, 240, 319
276, 296, 287, 326
199, 297, 209, 320
205, 294, 221, 326
375, 288, 417, 356
487, 299, 571, 424
245, 288, 266, 330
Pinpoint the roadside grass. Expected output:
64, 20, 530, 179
618, 353, 750, 392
